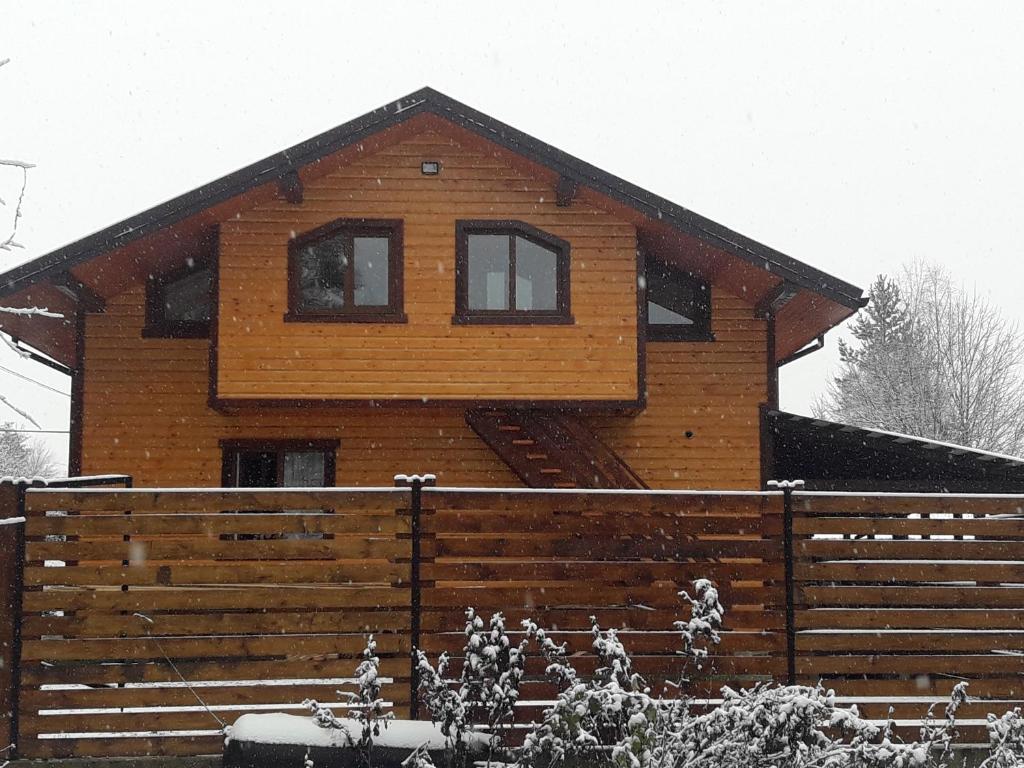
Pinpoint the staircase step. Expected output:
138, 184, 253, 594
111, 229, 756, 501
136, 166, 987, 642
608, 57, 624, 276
465, 407, 646, 490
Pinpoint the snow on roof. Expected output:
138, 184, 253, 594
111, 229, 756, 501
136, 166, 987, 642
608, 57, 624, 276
772, 410, 1024, 468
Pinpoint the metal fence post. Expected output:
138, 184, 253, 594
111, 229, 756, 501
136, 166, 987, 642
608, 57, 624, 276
767, 478, 803, 686
394, 473, 436, 720
0, 480, 28, 757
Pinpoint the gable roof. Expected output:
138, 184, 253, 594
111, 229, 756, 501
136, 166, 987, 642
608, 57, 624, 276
0, 87, 866, 366
0, 87, 866, 308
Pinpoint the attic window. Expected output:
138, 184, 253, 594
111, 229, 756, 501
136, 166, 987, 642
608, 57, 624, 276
644, 259, 712, 341
454, 220, 572, 324
287, 219, 405, 323
144, 262, 212, 338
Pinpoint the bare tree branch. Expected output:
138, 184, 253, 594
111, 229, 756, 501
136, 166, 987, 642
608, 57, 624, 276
817, 261, 1024, 455
0, 163, 30, 251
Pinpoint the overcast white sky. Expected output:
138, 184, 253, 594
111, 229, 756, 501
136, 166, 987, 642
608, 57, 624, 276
2, 1, 1023, 472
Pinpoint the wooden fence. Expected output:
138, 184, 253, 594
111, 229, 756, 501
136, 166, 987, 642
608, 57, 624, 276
419, 487, 786, 726
1, 481, 1023, 758
791, 490, 1024, 734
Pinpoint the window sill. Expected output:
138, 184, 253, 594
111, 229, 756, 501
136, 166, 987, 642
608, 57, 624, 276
283, 312, 408, 324
451, 313, 575, 326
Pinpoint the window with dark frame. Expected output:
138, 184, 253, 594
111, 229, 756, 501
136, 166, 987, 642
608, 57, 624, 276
287, 219, 404, 322
221, 440, 338, 488
454, 220, 571, 324
220, 439, 339, 541
644, 259, 713, 341
143, 262, 213, 338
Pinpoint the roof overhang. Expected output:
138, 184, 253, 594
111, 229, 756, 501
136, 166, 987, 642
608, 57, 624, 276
0, 87, 866, 366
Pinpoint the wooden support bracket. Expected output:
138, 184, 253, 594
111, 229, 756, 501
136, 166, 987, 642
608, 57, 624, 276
555, 175, 579, 207
278, 170, 304, 205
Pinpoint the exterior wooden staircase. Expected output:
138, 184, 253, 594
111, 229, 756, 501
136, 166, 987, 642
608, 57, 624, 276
465, 408, 648, 489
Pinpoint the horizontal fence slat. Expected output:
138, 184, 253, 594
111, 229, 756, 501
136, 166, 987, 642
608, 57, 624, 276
796, 561, 1024, 582
794, 516, 1024, 537
797, 654, 1024, 676
793, 492, 1024, 516
21, 632, 412, 662
422, 583, 783, 609
434, 535, 776, 559
800, 584, 1024, 608
23, 585, 409, 612
22, 608, 411, 639
424, 488, 782, 515
25, 512, 409, 537
25, 537, 409, 562
21, 657, 411, 687
23, 488, 408, 513
422, 510, 778, 535
797, 538, 1024, 560
796, 608, 1024, 630
797, 631, 1024, 653
22, 735, 225, 760
425, 560, 781, 582
24, 561, 406, 587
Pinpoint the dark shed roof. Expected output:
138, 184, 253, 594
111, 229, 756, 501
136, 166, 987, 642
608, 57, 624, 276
766, 410, 1024, 493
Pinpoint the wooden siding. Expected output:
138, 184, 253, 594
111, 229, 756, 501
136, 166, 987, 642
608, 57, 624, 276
589, 291, 768, 489
80, 289, 520, 487
80, 279, 767, 491
216, 129, 639, 402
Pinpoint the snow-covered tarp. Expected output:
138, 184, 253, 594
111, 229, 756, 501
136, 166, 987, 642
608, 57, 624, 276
226, 713, 486, 751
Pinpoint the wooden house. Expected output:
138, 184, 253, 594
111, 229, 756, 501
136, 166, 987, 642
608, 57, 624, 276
0, 88, 870, 490
6, 92, 1024, 760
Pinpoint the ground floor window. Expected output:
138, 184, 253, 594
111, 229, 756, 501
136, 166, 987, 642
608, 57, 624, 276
219, 440, 339, 540
220, 439, 338, 487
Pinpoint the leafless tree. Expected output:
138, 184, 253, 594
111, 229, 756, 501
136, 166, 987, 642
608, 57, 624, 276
0, 57, 63, 424
817, 261, 1024, 455
0, 421, 61, 478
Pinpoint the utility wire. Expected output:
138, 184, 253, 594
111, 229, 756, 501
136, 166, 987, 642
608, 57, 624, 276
0, 364, 70, 397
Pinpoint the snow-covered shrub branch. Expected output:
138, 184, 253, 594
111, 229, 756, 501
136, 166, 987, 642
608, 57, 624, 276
291, 581, 1024, 768
304, 635, 393, 767
980, 707, 1024, 768
414, 608, 528, 767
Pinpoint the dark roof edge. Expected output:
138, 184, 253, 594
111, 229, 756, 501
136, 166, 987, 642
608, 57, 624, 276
422, 89, 866, 309
768, 409, 1024, 468
0, 87, 866, 310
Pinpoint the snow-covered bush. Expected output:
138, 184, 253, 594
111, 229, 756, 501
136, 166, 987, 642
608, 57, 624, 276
981, 707, 1024, 767
304, 635, 393, 767
295, 582, 1024, 768
516, 617, 657, 768
644, 682, 968, 768
674, 578, 724, 676
512, 580, 725, 768
415, 609, 527, 766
